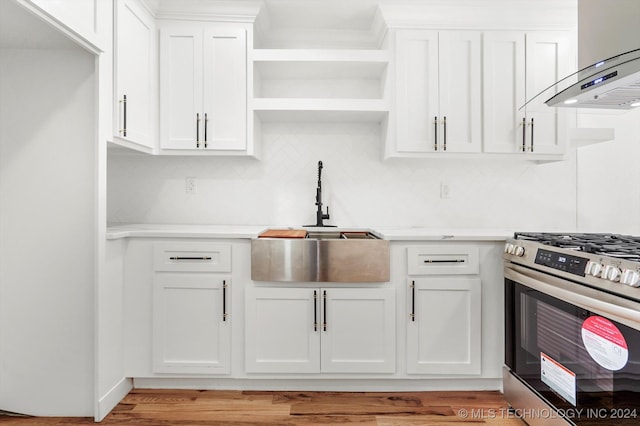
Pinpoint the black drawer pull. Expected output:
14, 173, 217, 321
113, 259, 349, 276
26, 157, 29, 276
222, 280, 228, 322
204, 113, 208, 148
434, 116, 438, 151
322, 290, 327, 331
410, 280, 415, 322
522, 117, 526, 152
120, 94, 127, 137
313, 290, 318, 332
169, 256, 212, 261
423, 259, 465, 264
530, 117, 534, 152
443, 116, 447, 151
196, 113, 201, 148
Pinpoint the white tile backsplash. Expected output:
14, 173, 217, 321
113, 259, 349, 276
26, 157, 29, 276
576, 109, 640, 234
108, 121, 582, 230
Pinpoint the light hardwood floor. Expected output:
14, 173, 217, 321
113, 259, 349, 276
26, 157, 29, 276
0, 390, 526, 425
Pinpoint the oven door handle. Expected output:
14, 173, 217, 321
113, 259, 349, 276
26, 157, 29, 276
505, 264, 640, 331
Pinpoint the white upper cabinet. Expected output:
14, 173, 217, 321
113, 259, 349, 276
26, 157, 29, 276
394, 30, 482, 155
160, 25, 247, 153
483, 31, 574, 155
114, 0, 155, 151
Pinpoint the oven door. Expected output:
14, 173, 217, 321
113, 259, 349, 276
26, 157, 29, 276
505, 264, 640, 424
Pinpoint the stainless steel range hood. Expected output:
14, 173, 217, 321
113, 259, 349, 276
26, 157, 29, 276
535, 0, 640, 110
545, 49, 640, 109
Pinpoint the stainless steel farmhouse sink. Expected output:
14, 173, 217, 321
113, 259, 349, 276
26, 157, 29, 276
251, 229, 390, 282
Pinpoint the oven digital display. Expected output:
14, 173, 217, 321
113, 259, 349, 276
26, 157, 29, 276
534, 249, 587, 277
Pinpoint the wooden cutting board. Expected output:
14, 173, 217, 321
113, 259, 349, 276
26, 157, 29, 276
259, 229, 308, 238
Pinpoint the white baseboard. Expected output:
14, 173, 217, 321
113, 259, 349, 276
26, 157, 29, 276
131, 377, 502, 392
96, 377, 133, 421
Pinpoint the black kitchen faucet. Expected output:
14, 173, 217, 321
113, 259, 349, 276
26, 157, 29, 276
306, 160, 335, 227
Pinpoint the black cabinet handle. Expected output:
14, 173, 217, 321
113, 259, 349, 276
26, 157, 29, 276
204, 113, 208, 148
434, 116, 438, 151
196, 113, 200, 148
169, 256, 212, 261
119, 95, 127, 137
410, 281, 415, 322
322, 290, 327, 331
443, 116, 447, 151
222, 280, 228, 322
530, 117, 534, 153
423, 259, 466, 264
313, 290, 318, 332
522, 117, 526, 152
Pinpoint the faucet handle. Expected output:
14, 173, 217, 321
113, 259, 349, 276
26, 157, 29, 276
322, 206, 330, 220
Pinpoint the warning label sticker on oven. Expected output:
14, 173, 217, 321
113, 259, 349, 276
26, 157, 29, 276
581, 316, 628, 371
541, 352, 577, 406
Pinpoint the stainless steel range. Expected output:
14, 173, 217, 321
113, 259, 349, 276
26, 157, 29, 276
503, 232, 640, 426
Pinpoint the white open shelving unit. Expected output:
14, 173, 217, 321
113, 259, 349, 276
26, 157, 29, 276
251, 49, 390, 122
569, 127, 615, 147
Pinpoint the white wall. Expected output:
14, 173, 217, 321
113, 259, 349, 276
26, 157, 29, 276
576, 109, 640, 234
0, 47, 95, 416
108, 122, 578, 231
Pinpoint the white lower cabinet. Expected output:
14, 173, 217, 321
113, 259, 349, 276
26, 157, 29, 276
153, 274, 230, 374
406, 246, 482, 375
152, 243, 232, 374
245, 286, 396, 374
407, 277, 481, 375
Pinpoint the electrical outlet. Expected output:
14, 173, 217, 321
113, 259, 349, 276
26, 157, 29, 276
440, 182, 451, 199
186, 177, 197, 194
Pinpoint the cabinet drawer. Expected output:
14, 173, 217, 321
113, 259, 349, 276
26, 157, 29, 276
407, 246, 479, 275
154, 243, 231, 272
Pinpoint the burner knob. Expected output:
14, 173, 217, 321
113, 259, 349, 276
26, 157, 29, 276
602, 265, 622, 282
585, 261, 603, 277
504, 243, 514, 254
621, 269, 640, 287
513, 246, 525, 257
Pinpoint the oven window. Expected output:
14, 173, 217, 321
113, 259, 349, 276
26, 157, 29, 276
505, 278, 640, 423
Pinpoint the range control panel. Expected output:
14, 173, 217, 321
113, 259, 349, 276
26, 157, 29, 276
534, 249, 588, 277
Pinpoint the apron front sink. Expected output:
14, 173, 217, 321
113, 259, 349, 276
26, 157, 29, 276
252, 229, 389, 282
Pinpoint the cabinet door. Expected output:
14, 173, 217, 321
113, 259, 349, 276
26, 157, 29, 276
407, 278, 481, 375
115, 0, 154, 149
483, 31, 526, 153
160, 27, 203, 150
245, 287, 320, 373
153, 274, 230, 374
395, 30, 439, 153
438, 31, 482, 153
202, 28, 247, 150
321, 287, 396, 373
524, 32, 573, 155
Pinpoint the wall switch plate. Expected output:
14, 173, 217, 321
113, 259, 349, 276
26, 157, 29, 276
440, 182, 451, 199
186, 177, 197, 194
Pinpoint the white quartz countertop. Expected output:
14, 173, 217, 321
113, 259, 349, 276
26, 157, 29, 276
376, 227, 513, 241
106, 223, 513, 241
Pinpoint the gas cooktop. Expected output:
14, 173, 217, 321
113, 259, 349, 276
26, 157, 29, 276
514, 232, 640, 262
505, 232, 640, 302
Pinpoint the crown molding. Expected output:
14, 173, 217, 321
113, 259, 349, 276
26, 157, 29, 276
154, 0, 263, 23
379, 0, 577, 30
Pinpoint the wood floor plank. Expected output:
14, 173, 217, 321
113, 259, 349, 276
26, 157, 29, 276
0, 390, 525, 425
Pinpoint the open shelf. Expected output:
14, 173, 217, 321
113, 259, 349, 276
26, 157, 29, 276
253, 98, 388, 122
569, 128, 615, 147
251, 48, 390, 122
